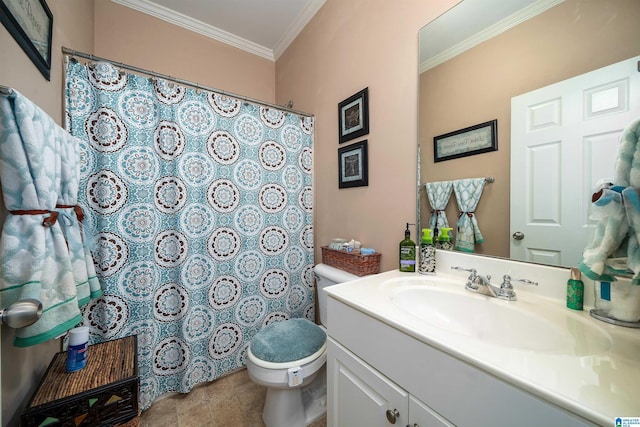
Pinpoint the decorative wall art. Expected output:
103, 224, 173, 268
338, 140, 368, 188
338, 87, 369, 143
0, 0, 53, 80
434, 119, 498, 162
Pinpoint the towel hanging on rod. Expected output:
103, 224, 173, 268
453, 178, 486, 252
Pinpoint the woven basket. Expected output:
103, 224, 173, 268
321, 246, 381, 276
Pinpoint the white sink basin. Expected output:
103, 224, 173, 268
382, 278, 611, 354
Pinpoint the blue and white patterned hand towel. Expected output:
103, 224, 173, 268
425, 181, 453, 235
453, 178, 485, 252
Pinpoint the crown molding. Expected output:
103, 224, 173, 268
273, 0, 325, 60
419, 0, 564, 74
112, 0, 275, 61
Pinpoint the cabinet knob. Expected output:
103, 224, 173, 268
386, 408, 400, 424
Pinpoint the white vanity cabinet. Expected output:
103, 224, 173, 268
326, 295, 598, 427
328, 337, 453, 427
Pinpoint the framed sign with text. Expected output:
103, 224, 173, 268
434, 119, 498, 162
0, 0, 53, 80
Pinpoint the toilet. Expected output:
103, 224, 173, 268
246, 263, 358, 427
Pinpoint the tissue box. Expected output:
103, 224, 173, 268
321, 246, 381, 276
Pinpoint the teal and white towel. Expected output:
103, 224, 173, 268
622, 187, 640, 285
453, 178, 485, 252
579, 186, 628, 282
425, 181, 453, 236
0, 90, 101, 347
56, 120, 101, 306
579, 117, 640, 282
614, 117, 640, 187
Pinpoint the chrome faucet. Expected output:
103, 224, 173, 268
451, 267, 538, 301
496, 274, 538, 301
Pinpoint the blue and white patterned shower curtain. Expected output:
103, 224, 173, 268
65, 60, 314, 409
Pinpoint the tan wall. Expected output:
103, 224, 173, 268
276, 0, 460, 272
0, 2, 95, 424
1, 1, 278, 425
94, 0, 276, 102
419, 0, 640, 258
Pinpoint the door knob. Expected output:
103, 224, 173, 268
386, 408, 400, 424
512, 231, 525, 240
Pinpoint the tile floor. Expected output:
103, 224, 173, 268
139, 368, 327, 427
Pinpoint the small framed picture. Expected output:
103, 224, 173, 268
338, 87, 369, 143
434, 119, 498, 162
0, 0, 53, 80
338, 140, 368, 188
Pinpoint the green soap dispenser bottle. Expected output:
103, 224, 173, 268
566, 267, 584, 310
419, 229, 436, 275
436, 227, 454, 251
399, 223, 416, 272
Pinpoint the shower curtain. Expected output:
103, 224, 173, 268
65, 60, 314, 409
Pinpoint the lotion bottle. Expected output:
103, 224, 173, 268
399, 223, 416, 272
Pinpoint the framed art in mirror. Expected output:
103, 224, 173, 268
434, 119, 498, 162
338, 140, 368, 188
0, 0, 53, 80
338, 87, 369, 143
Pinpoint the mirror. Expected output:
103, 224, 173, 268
418, 0, 640, 270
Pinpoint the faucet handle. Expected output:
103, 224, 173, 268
501, 274, 538, 289
451, 266, 476, 277
451, 266, 477, 286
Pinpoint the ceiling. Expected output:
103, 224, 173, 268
111, 0, 326, 61
419, 0, 561, 73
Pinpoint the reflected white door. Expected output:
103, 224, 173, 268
511, 56, 640, 266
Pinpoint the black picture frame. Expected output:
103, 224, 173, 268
0, 0, 53, 81
338, 87, 369, 143
434, 119, 498, 162
338, 140, 368, 188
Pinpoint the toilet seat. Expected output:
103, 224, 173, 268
248, 318, 327, 369
248, 342, 327, 369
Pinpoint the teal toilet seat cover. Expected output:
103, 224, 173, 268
250, 318, 326, 363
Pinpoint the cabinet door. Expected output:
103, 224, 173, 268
409, 395, 454, 427
327, 338, 408, 427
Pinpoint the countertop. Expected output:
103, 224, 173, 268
324, 269, 640, 425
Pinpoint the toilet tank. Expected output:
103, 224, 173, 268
313, 263, 358, 326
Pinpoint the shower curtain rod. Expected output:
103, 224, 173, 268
61, 47, 313, 118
